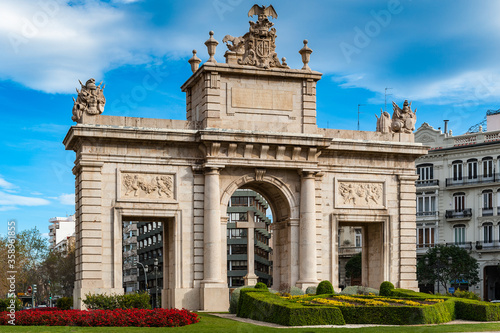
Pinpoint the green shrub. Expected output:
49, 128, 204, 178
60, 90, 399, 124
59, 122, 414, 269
316, 281, 334, 295
290, 286, 305, 296
305, 286, 317, 295
454, 299, 500, 321
255, 282, 268, 290
237, 288, 345, 326
379, 281, 395, 296
340, 286, 379, 296
0, 298, 22, 312
82, 292, 151, 310
452, 289, 481, 301
56, 297, 73, 310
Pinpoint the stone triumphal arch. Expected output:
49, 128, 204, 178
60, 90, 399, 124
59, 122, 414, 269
64, 5, 427, 311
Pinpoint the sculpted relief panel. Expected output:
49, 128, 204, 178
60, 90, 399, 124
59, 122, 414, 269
335, 180, 385, 209
119, 172, 175, 201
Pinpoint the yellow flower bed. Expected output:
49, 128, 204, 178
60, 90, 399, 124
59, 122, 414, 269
281, 294, 441, 308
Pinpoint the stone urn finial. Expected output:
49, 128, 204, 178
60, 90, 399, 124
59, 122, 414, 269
299, 39, 313, 70
205, 31, 218, 63
188, 50, 202, 73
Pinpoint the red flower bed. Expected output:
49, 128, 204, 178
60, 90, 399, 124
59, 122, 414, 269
0, 308, 198, 327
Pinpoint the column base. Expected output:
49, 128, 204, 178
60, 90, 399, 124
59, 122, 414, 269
200, 282, 229, 311
162, 288, 200, 310
243, 273, 259, 286
295, 280, 319, 291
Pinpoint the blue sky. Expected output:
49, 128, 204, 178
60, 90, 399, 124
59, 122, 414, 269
1, 0, 499, 236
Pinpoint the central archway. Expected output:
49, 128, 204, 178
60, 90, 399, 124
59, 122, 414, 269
220, 172, 299, 289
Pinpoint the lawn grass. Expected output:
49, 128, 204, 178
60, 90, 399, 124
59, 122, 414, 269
0, 313, 499, 332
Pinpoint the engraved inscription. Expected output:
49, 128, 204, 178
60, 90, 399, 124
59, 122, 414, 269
122, 173, 174, 199
338, 182, 383, 208
231, 87, 293, 111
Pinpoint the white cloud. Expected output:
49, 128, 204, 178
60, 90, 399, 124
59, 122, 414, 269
0, 176, 16, 190
0, 191, 51, 207
56, 193, 75, 205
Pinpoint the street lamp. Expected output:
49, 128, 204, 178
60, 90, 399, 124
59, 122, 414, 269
136, 261, 148, 294
154, 258, 159, 309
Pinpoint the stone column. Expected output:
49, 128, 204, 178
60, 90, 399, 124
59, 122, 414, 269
202, 167, 223, 284
297, 171, 318, 288
200, 167, 229, 311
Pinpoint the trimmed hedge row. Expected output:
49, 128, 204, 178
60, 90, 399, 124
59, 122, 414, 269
237, 288, 500, 326
338, 299, 454, 325
237, 289, 345, 326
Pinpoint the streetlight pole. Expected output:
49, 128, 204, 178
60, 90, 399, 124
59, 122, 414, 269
154, 258, 159, 309
136, 261, 148, 294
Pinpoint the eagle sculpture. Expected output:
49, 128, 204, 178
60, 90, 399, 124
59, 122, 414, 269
248, 4, 278, 19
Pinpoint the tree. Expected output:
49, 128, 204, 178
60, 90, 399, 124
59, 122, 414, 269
40, 245, 76, 298
345, 252, 362, 280
417, 245, 479, 293
0, 226, 50, 301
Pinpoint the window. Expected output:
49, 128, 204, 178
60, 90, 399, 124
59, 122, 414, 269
483, 222, 493, 243
228, 244, 247, 255
452, 161, 463, 181
483, 190, 493, 209
153, 222, 157, 229
454, 224, 466, 244
355, 229, 362, 248
467, 159, 478, 179
231, 196, 249, 206
483, 157, 493, 178
453, 192, 465, 212
417, 191, 436, 215
227, 228, 247, 239
230, 212, 248, 222
417, 225, 435, 248
417, 164, 433, 181
228, 260, 247, 271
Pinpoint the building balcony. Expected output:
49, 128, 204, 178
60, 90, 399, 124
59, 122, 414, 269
475, 240, 500, 250
445, 174, 499, 187
445, 208, 472, 220
338, 246, 362, 256
416, 243, 436, 253
416, 211, 439, 217
416, 179, 439, 187
482, 208, 494, 217
445, 242, 473, 250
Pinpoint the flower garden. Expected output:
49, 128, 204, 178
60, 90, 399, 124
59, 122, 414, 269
0, 307, 198, 327
236, 282, 500, 326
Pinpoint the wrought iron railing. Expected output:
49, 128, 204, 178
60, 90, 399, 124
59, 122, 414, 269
416, 179, 439, 187
445, 208, 472, 219
445, 174, 499, 187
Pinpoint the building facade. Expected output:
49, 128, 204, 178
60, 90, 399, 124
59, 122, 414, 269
48, 215, 75, 250
64, 5, 427, 311
136, 221, 163, 308
226, 189, 272, 288
415, 113, 500, 300
122, 221, 138, 294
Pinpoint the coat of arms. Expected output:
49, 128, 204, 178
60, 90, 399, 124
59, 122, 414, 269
222, 5, 288, 69
71, 78, 106, 122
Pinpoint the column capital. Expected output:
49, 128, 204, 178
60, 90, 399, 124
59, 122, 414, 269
204, 165, 224, 175
298, 169, 320, 178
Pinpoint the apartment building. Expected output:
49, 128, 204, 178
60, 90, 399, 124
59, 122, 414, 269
415, 111, 500, 300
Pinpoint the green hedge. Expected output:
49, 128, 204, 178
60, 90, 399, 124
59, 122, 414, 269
338, 300, 454, 325
56, 297, 73, 310
82, 292, 151, 310
454, 299, 500, 321
237, 289, 345, 326
236, 288, 500, 326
